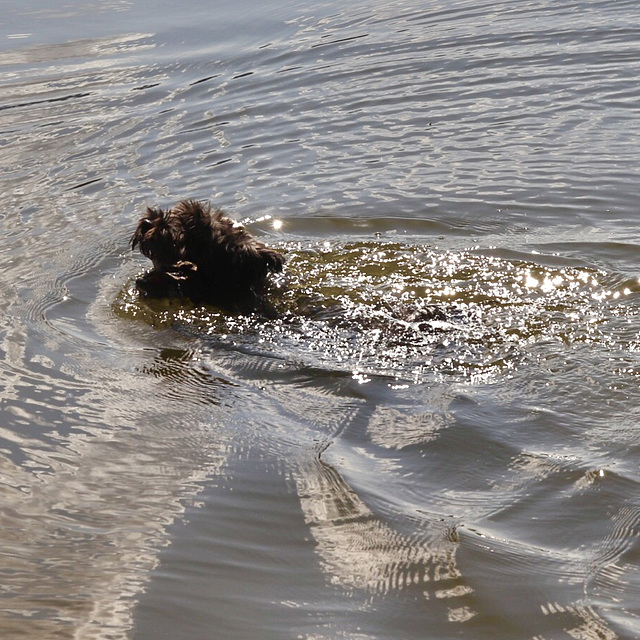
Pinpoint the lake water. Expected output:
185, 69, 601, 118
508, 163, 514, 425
1, 0, 640, 638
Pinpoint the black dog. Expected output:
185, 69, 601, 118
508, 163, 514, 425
131, 199, 283, 309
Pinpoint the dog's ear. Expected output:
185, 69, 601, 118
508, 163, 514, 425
130, 220, 149, 250
131, 207, 164, 250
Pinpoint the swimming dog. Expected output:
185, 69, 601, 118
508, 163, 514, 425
131, 199, 283, 309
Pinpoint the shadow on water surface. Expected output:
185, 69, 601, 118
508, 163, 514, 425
116, 238, 640, 639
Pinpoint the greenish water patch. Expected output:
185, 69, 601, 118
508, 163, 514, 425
116, 242, 634, 384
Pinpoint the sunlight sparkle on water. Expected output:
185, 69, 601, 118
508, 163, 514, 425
352, 370, 371, 384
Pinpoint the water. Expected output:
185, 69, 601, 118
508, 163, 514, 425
1, 0, 640, 638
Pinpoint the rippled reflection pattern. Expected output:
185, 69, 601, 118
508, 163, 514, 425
2, 0, 640, 637
117, 240, 640, 638
117, 242, 632, 384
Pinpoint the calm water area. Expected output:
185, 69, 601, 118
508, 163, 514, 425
1, 0, 640, 638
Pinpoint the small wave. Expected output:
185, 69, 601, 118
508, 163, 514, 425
114, 241, 628, 385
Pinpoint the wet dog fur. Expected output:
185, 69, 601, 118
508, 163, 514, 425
131, 199, 283, 310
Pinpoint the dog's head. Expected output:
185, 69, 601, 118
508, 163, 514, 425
131, 205, 189, 275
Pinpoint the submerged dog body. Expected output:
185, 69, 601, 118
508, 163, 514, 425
131, 199, 283, 308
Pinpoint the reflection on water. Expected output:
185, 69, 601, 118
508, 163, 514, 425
2, 0, 640, 637
297, 445, 474, 620
116, 241, 626, 384
0, 327, 232, 637
118, 240, 639, 638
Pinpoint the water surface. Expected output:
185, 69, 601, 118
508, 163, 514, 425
1, 0, 640, 638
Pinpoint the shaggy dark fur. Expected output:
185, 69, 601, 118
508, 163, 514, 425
131, 199, 283, 308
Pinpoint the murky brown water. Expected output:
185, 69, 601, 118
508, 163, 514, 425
2, 0, 640, 638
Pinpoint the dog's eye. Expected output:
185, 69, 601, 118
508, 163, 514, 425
140, 219, 153, 233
